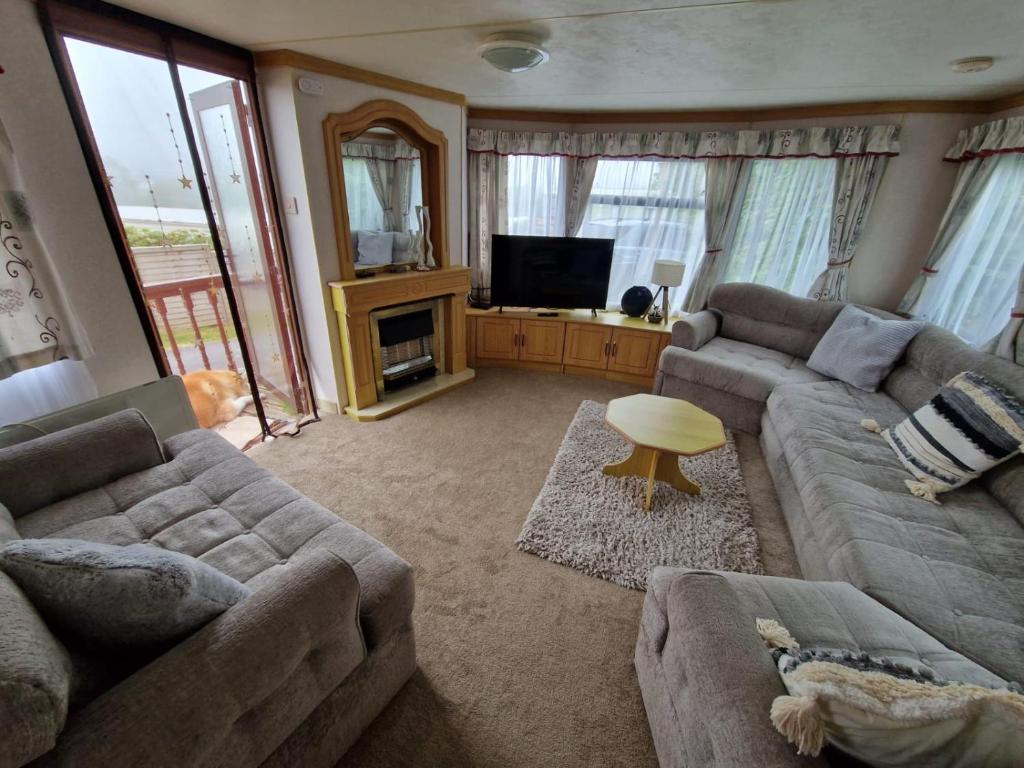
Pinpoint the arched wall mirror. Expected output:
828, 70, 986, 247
324, 100, 449, 281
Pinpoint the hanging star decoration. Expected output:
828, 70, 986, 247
144, 174, 173, 250
166, 113, 193, 189
220, 114, 242, 184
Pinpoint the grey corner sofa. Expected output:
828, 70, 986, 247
0, 383, 415, 768
638, 283, 1024, 767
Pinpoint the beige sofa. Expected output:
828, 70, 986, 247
0, 386, 414, 767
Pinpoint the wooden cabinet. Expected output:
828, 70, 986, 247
475, 316, 518, 361
475, 317, 566, 364
467, 308, 672, 385
519, 320, 565, 364
564, 324, 613, 370
607, 328, 663, 376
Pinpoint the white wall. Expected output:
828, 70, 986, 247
258, 64, 466, 410
469, 111, 979, 311
0, 0, 159, 395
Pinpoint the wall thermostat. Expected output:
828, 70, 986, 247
296, 76, 324, 96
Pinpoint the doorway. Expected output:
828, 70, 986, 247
42, 1, 315, 448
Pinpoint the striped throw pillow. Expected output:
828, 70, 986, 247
863, 371, 1024, 503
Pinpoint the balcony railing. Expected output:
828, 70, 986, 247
142, 274, 238, 375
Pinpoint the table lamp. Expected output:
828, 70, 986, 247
648, 260, 685, 324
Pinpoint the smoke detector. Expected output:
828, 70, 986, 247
950, 56, 994, 74
478, 34, 549, 73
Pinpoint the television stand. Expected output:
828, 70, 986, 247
466, 307, 677, 388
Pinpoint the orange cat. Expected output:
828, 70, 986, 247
182, 370, 253, 429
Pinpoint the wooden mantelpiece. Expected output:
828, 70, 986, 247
329, 267, 473, 421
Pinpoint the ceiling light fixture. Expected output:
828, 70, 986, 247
478, 34, 549, 73
950, 56, 994, 74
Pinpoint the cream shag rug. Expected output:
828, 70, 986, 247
516, 400, 764, 589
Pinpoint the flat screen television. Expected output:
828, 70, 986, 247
490, 234, 614, 310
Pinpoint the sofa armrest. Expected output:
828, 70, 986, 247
670, 310, 720, 351
40, 550, 366, 768
659, 570, 825, 767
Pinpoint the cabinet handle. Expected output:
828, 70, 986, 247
603, 342, 610, 356
611, 342, 618, 357
519, 333, 525, 347
513, 333, 518, 347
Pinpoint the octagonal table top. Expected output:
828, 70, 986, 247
605, 394, 726, 456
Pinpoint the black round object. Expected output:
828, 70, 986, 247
620, 286, 654, 317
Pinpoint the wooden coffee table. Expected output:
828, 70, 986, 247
602, 394, 726, 512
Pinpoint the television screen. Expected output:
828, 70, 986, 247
490, 235, 614, 310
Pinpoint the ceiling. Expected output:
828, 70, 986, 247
114, 0, 1024, 110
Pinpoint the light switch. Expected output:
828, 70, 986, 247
284, 197, 299, 215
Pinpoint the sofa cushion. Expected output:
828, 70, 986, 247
660, 337, 828, 405
0, 409, 165, 519
709, 283, 847, 359
765, 381, 1024, 684
14, 429, 414, 650
715, 571, 1007, 688
806, 304, 923, 392
884, 325, 1024, 525
0, 567, 73, 767
1, 539, 251, 648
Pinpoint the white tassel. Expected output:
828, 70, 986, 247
756, 618, 800, 650
770, 695, 825, 756
860, 418, 883, 434
905, 479, 941, 504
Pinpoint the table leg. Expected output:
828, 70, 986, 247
603, 445, 701, 511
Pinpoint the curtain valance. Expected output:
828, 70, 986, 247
340, 139, 419, 161
944, 116, 1024, 162
468, 125, 900, 160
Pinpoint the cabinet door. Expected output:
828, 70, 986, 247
519, 319, 565, 363
608, 328, 662, 376
563, 324, 613, 370
476, 317, 520, 361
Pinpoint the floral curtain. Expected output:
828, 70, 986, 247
899, 116, 1024, 362
341, 139, 420, 232
467, 151, 507, 302
808, 153, 890, 301
564, 157, 599, 237
468, 125, 898, 307
684, 157, 750, 311
467, 125, 899, 160
1, 116, 92, 381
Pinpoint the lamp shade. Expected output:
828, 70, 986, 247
651, 260, 685, 287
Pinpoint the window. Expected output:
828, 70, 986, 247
911, 154, 1024, 346
342, 158, 385, 231
47, 0, 316, 445
506, 155, 566, 236
724, 158, 835, 296
577, 159, 706, 312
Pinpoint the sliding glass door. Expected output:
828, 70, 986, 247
41, 0, 314, 447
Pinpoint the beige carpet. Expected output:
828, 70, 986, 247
249, 368, 802, 768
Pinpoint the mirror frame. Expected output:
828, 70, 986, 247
324, 99, 449, 280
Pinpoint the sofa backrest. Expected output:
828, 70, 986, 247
883, 324, 1024, 524
708, 283, 846, 359
0, 409, 165, 519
